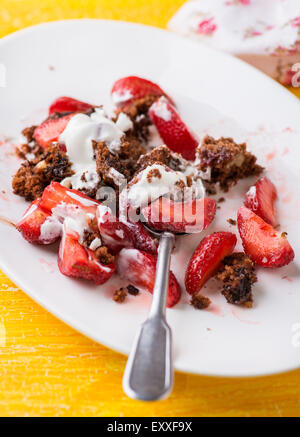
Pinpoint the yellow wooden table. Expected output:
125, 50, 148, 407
1, 0, 300, 417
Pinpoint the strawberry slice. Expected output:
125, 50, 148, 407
16, 198, 60, 244
185, 232, 237, 295
97, 205, 157, 254
33, 113, 74, 149
48, 96, 93, 115
58, 222, 115, 285
141, 197, 216, 233
244, 176, 278, 227
237, 206, 294, 268
111, 76, 169, 108
149, 97, 198, 160
40, 182, 100, 216
117, 248, 181, 308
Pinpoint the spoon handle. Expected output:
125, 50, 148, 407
123, 232, 175, 401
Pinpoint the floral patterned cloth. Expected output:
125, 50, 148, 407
168, 0, 300, 85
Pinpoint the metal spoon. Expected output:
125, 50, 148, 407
122, 225, 179, 401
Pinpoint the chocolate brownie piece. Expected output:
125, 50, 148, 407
115, 95, 160, 143
94, 246, 115, 265
197, 135, 263, 192
127, 285, 139, 296
94, 140, 130, 189
119, 135, 146, 163
12, 143, 73, 201
118, 134, 146, 177
113, 288, 127, 303
216, 252, 257, 307
82, 229, 101, 248
116, 94, 158, 120
136, 145, 188, 173
190, 294, 211, 310
21, 125, 37, 143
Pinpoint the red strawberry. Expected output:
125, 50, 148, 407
141, 197, 216, 234
16, 198, 60, 244
97, 205, 157, 254
244, 177, 278, 227
33, 113, 74, 149
237, 206, 294, 268
40, 182, 100, 216
48, 96, 93, 115
111, 76, 169, 108
185, 232, 237, 295
58, 223, 115, 285
149, 97, 198, 160
117, 248, 181, 308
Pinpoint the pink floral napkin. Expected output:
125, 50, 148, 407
168, 0, 300, 85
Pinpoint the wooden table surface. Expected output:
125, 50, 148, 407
1, 0, 300, 417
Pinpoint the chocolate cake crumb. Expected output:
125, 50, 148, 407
119, 134, 146, 163
136, 145, 187, 173
191, 294, 211, 310
82, 229, 101, 248
16, 142, 43, 161
94, 246, 115, 265
216, 252, 257, 307
94, 140, 130, 189
127, 285, 139, 296
113, 288, 127, 303
197, 135, 263, 192
218, 197, 225, 203
12, 143, 73, 201
116, 94, 158, 120
22, 126, 37, 143
227, 218, 237, 226
146, 168, 162, 183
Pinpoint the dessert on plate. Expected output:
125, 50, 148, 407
12, 76, 295, 309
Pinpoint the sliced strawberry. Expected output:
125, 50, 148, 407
185, 232, 237, 295
33, 113, 74, 149
244, 176, 278, 227
111, 76, 169, 108
16, 198, 60, 244
237, 206, 294, 268
117, 248, 181, 308
124, 219, 158, 254
97, 205, 157, 254
141, 197, 216, 233
40, 182, 100, 216
58, 223, 115, 285
48, 96, 93, 115
149, 97, 198, 160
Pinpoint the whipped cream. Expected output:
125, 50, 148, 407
89, 237, 102, 251
59, 108, 129, 191
40, 203, 90, 244
151, 97, 172, 121
116, 113, 133, 132
112, 89, 133, 105
97, 204, 111, 225
125, 164, 191, 209
107, 167, 127, 187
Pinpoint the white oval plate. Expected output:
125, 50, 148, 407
0, 20, 300, 377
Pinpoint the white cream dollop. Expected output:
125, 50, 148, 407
151, 97, 172, 121
125, 164, 189, 209
116, 113, 133, 132
59, 108, 127, 191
